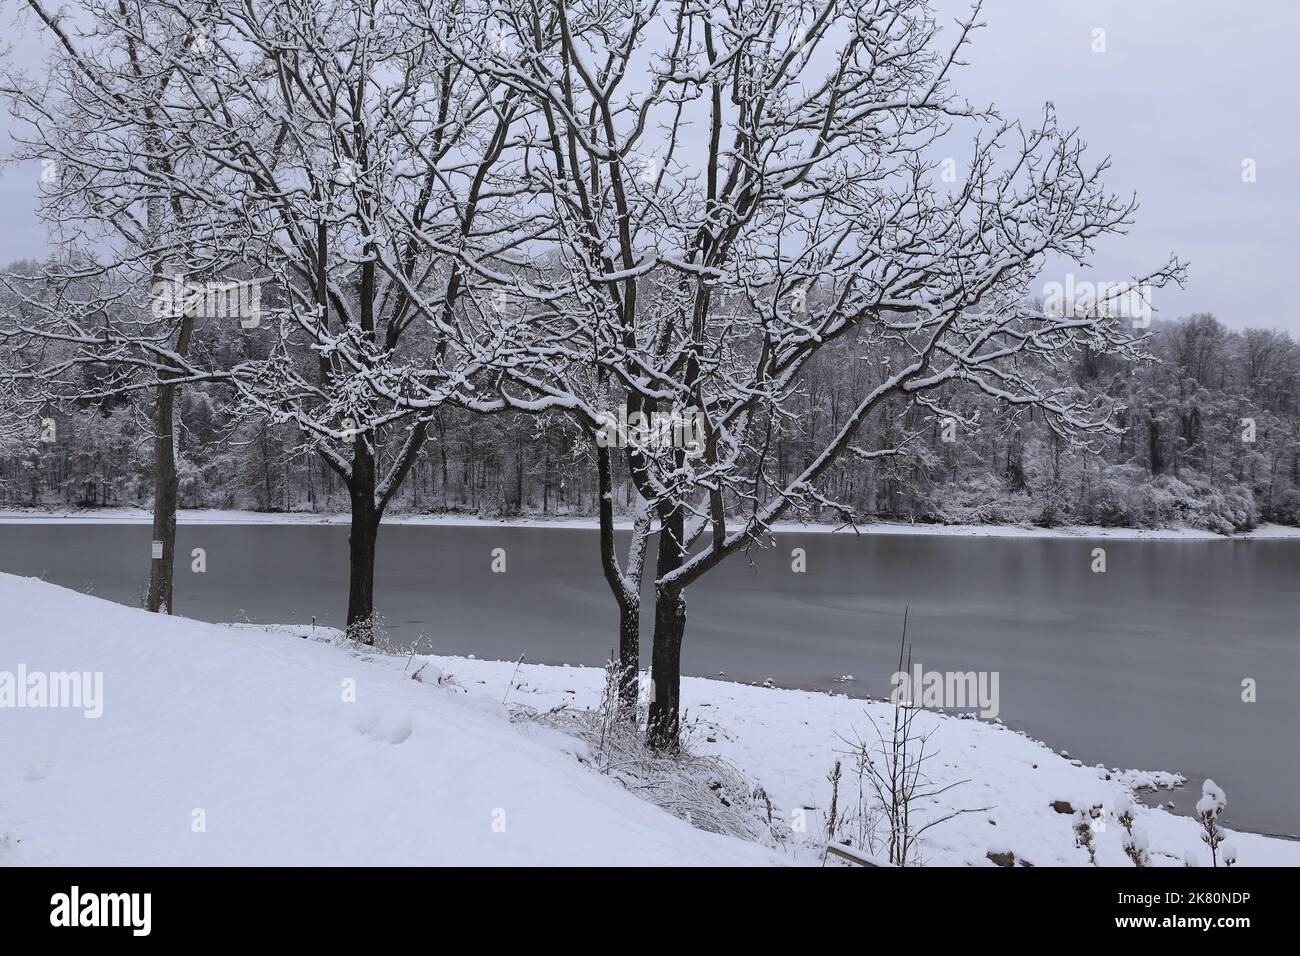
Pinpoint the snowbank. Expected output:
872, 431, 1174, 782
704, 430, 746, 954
2, 573, 1296, 867
1, 506, 1298, 540
438, 657, 1300, 867
0, 574, 779, 866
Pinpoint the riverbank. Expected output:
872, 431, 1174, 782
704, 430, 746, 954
425, 654, 1300, 865
3, 572, 1295, 866
2, 505, 1298, 539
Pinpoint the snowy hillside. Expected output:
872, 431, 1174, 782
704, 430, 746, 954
2, 573, 1296, 867
0, 574, 778, 866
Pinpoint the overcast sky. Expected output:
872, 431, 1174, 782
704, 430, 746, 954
2, 0, 1297, 332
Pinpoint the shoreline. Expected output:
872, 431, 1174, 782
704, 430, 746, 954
399, 647, 1300, 842
1, 505, 1297, 540
406, 647, 1300, 857
388, 648, 1299, 843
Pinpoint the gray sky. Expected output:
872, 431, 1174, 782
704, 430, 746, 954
2, 0, 1297, 332
930, 0, 1300, 333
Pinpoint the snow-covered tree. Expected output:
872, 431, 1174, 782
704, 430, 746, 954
0, 372, 36, 455
1, 0, 248, 612
196, 0, 538, 642
1195, 778, 1230, 867
402, 0, 1187, 748
6, 0, 540, 640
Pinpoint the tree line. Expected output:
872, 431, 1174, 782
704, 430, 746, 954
5, 310, 1297, 536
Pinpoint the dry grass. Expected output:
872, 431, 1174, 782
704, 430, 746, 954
513, 662, 787, 847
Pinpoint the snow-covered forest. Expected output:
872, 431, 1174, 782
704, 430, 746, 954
3, 306, 1297, 535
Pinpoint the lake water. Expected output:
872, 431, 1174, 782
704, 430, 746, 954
2, 521, 1296, 838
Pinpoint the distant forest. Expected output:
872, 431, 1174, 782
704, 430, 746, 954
3, 299, 1298, 534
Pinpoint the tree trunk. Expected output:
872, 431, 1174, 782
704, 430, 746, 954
438, 433, 449, 510
596, 443, 639, 718
646, 584, 685, 751
646, 501, 686, 750
346, 440, 379, 644
1148, 416, 1164, 476
515, 434, 525, 512
617, 598, 640, 716
260, 425, 273, 508
146, 381, 179, 613
145, 298, 194, 613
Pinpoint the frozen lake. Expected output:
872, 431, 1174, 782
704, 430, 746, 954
2, 521, 1296, 838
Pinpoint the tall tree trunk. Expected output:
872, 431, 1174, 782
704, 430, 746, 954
596, 443, 639, 717
346, 439, 379, 644
617, 600, 640, 715
1148, 415, 1165, 476
440, 442, 449, 510
646, 502, 686, 750
146, 308, 194, 614
515, 434, 524, 512
261, 425, 273, 508
646, 583, 685, 751
146, 381, 179, 613
1005, 428, 1026, 491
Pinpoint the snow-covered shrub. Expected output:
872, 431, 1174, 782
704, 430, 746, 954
922, 473, 1038, 526
1115, 798, 1149, 867
1195, 778, 1231, 866
1071, 465, 1258, 532
1122, 826, 1150, 868
1073, 804, 1103, 865
1267, 488, 1300, 526
1077, 464, 1146, 527
1174, 477, 1256, 533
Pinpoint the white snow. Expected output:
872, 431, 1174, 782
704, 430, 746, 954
1196, 779, 1227, 817
3, 572, 1297, 867
417, 661, 1300, 867
0, 574, 780, 866
1, 506, 1298, 540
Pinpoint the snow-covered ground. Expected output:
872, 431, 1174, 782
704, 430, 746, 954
2, 505, 1298, 540
0, 574, 779, 866
2, 572, 1296, 867
444, 657, 1300, 867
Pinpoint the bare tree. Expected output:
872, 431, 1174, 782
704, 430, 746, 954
2, 0, 245, 612
417, 0, 1186, 748
36, 0, 536, 641
3, 1, 1189, 746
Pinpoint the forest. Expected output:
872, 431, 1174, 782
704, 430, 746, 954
4, 302, 1296, 537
